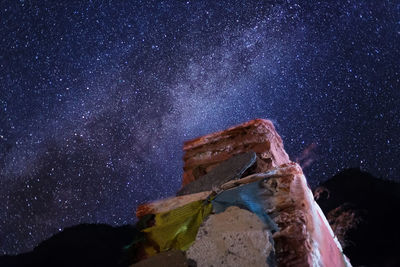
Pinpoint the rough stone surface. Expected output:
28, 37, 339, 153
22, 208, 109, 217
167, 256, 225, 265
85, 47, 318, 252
177, 151, 257, 196
186, 206, 274, 267
182, 119, 290, 186
262, 163, 350, 267
135, 119, 352, 267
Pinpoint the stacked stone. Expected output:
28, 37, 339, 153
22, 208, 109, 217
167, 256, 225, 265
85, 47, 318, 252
134, 119, 351, 267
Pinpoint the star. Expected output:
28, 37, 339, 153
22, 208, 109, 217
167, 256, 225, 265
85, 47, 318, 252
0, 0, 399, 254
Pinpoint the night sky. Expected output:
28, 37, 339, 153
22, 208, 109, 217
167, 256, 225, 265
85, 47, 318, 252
1, 0, 399, 255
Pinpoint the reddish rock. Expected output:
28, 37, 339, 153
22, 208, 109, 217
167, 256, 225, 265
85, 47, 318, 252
135, 119, 351, 266
263, 163, 350, 266
180, 119, 350, 266
182, 119, 290, 186
138, 162, 351, 266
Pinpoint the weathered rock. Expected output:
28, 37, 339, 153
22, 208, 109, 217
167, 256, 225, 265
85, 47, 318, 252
259, 163, 350, 267
182, 119, 290, 186
135, 119, 352, 267
136, 164, 351, 266
131, 250, 189, 267
186, 206, 275, 267
210, 162, 350, 267
177, 151, 257, 196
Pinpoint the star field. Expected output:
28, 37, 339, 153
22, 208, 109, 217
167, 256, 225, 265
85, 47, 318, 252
1, 0, 399, 254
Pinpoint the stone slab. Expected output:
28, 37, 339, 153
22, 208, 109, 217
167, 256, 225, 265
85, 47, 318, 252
186, 206, 275, 267
177, 151, 257, 196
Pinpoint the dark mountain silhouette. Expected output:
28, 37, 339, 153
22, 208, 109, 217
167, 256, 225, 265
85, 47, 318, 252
314, 168, 400, 266
0, 224, 141, 267
1, 168, 400, 266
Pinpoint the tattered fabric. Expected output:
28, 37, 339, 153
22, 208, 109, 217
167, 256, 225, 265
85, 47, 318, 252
142, 199, 212, 255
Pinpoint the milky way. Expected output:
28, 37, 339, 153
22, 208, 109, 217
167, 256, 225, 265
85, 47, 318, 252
0, 1, 399, 254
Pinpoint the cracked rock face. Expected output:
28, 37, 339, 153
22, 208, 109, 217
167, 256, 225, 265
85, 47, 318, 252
186, 206, 275, 267
182, 119, 290, 186
135, 119, 352, 267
